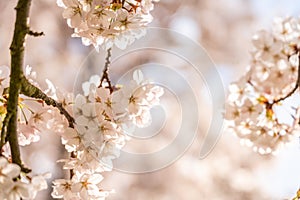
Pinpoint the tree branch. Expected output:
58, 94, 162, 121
262, 54, 300, 125
28, 30, 44, 37
99, 48, 113, 93
0, 0, 32, 172
20, 77, 75, 128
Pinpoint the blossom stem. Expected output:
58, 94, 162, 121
20, 77, 75, 128
99, 48, 113, 93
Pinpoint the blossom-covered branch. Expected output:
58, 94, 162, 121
225, 17, 300, 154
20, 77, 75, 128
272, 54, 300, 104
51, 70, 164, 199
1, 0, 32, 171
0, 0, 162, 198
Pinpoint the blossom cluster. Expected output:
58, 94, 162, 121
51, 70, 164, 199
57, 0, 159, 50
225, 17, 300, 154
0, 65, 67, 199
0, 156, 49, 200
0, 64, 163, 199
0, 65, 66, 150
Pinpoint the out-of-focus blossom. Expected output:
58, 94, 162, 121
0, 157, 49, 200
225, 17, 300, 154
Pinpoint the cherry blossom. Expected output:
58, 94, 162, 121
0, 66, 67, 150
1, 0, 165, 199
71, 173, 104, 199
50, 70, 163, 199
57, 0, 159, 50
225, 17, 300, 154
52, 179, 77, 200
0, 157, 49, 200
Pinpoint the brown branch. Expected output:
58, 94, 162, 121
28, 30, 44, 37
0, 0, 32, 173
20, 77, 75, 128
0, 114, 11, 150
20, 77, 78, 179
99, 48, 113, 93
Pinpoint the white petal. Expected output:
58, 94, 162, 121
2, 164, 20, 178
16, 182, 32, 199
88, 173, 104, 184
0, 157, 8, 167
133, 70, 144, 84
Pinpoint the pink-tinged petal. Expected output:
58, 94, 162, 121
2, 164, 20, 179
16, 182, 31, 199
75, 116, 89, 125
62, 0, 77, 7
0, 65, 10, 77
75, 94, 86, 107
70, 14, 83, 28
1, 178, 14, 193
6, 191, 20, 200
88, 174, 103, 184
63, 7, 76, 19
56, 0, 66, 8
71, 182, 81, 193
63, 127, 78, 139
31, 175, 48, 191
0, 157, 8, 168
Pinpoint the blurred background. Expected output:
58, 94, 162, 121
1, 0, 300, 199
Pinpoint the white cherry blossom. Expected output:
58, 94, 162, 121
52, 70, 163, 199
225, 16, 300, 154
52, 179, 78, 200
57, 0, 159, 50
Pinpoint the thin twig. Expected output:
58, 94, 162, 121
99, 48, 113, 93
28, 30, 44, 37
